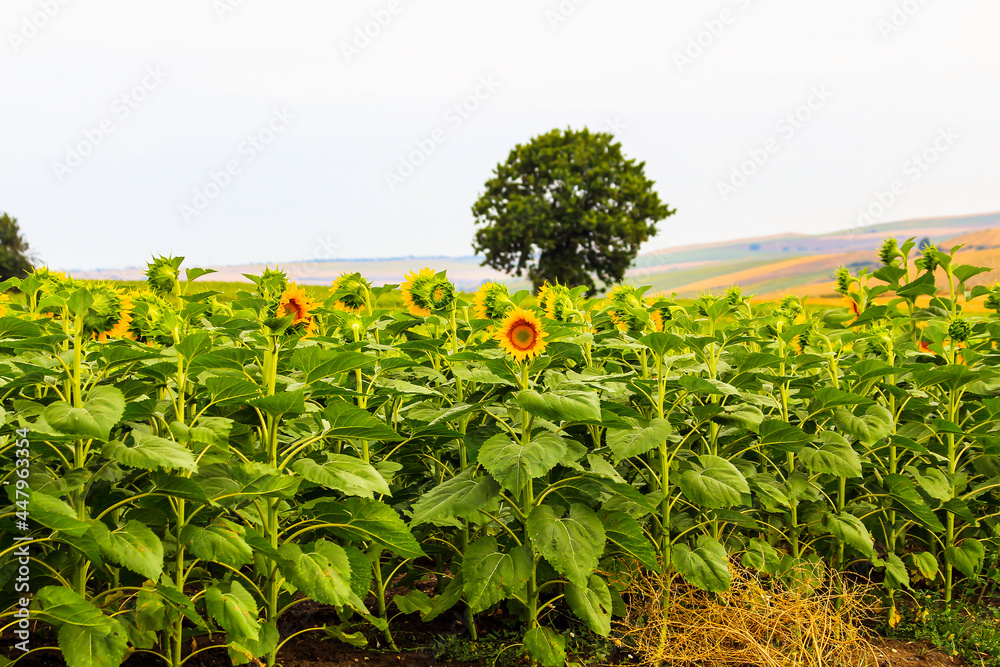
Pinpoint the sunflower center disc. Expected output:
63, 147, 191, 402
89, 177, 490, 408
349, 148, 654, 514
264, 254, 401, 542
510, 323, 536, 350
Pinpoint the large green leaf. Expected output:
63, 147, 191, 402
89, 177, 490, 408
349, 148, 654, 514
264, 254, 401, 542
410, 469, 500, 526
884, 474, 945, 531
672, 535, 730, 592
799, 431, 862, 478
319, 497, 425, 559
607, 418, 671, 463
758, 420, 812, 454
249, 389, 306, 416
279, 540, 353, 606
527, 503, 605, 588
945, 539, 985, 578
323, 400, 402, 440
565, 574, 612, 636
205, 581, 260, 642
823, 512, 875, 559
834, 404, 892, 445
293, 456, 390, 498
36, 587, 127, 667
92, 520, 164, 580
517, 388, 601, 423
43, 386, 125, 441
905, 465, 953, 501
478, 431, 566, 493
58, 620, 128, 667
678, 455, 750, 509
523, 626, 566, 667
462, 537, 531, 612
103, 432, 196, 473
602, 510, 658, 570
181, 518, 253, 567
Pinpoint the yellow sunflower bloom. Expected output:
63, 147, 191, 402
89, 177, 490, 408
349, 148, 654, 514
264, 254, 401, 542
278, 283, 317, 335
401, 267, 436, 317
97, 291, 134, 342
496, 307, 548, 362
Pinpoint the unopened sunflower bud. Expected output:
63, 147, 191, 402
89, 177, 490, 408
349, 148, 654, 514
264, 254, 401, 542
145, 255, 183, 295
878, 238, 901, 266
948, 317, 971, 343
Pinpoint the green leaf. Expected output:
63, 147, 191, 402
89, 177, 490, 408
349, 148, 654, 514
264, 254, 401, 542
565, 575, 612, 636
58, 620, 128, 667
319, 497, 425, 559
823, 512, 875, 559
678, 455, 750, 509
607, 418, 671, 464
799, 431, 862, 478
602, 510, 658, 570
181, 518, 253, 567
478, 431, 566, 493
884, 474, 945, 531
517, 388, 601, 423
92, 520, 164, 580
741, 538, 780, 575
462, 537, 532, 612
43, 386, 125, 441
527, 503, 605, 588
672, 536, 730, 592
410, 469, 500, 526
205, 581, 261, 642
914, 552, 939, 579
834, 404, 892, 445
293, 456, 390, 498
392, 590, 433, 616
278, 540, 353, 606
422, 573, 464, 622
758, 420, 812, 454
523, 626, 566, 667
945, 539, 985, 578
904, 465, 953, 501
323, 400, 402, 441
104, 433, 197, 473
884, 553, 910, 590
249, 389, 306, 416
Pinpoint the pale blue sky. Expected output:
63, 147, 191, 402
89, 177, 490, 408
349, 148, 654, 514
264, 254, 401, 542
1, 0, 998, 270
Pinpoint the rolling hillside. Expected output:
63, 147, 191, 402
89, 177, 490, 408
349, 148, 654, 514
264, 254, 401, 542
69, 211, 1000, 296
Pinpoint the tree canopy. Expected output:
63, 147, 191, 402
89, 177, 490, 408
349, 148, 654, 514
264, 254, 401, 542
0, 213, 33, 280
471, 128, 674, 293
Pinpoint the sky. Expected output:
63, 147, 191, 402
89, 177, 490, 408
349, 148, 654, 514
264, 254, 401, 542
1, 0, 998, 271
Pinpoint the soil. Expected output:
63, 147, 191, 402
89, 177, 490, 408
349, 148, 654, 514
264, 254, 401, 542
873, 640, 967, 667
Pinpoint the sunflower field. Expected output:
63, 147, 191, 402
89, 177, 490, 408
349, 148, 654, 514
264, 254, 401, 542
1, 237, 1000, 667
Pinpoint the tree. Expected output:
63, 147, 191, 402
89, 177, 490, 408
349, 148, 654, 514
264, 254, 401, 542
0, 213, 33, 280
471, 128, 674, 293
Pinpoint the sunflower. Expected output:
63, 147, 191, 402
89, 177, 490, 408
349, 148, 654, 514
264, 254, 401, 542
605, 284, 643, 332
537, 282, 574, 321
400, 268, 437, 317
473, 282, 513, 320
646, 296, 677, 332
277, 283, 317, 335
330, 272, 373, 314
127, 288, 174, 343
496, 307, 548, 362
145, 255, 183, 295
78, 284, 132, 342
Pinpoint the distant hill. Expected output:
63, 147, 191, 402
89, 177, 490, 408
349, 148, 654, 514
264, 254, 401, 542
69, 211, 1000, 294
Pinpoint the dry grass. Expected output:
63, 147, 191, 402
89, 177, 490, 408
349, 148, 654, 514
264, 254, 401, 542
615, 560, 880, 667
